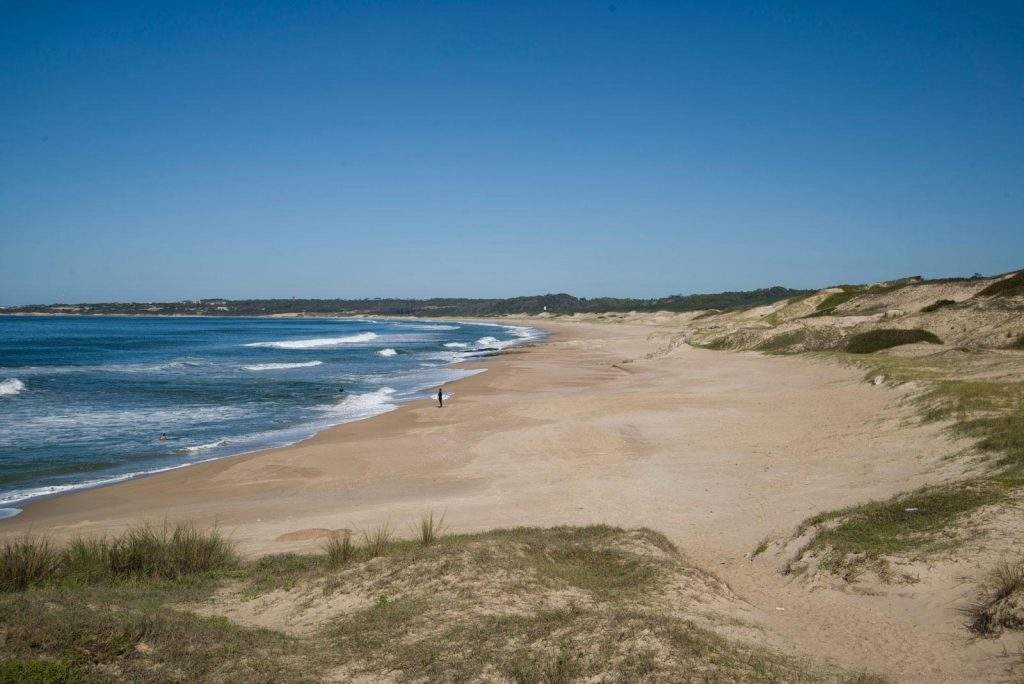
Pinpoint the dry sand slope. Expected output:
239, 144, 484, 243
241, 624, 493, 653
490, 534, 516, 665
2, 319, 1009, 680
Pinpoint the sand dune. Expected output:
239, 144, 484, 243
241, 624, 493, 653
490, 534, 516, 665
4, 314, 1017, 679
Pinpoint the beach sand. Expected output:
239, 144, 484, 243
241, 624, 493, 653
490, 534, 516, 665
0, 318, 1001, 680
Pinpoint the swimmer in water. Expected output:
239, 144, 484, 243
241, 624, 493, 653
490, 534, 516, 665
159, 432, 168, 441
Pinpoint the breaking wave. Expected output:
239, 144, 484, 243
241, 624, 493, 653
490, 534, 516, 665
244, 332, 378, 349
242, 361, 323, 371
0, 378, 25, 396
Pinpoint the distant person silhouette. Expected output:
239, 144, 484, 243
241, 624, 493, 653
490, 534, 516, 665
159, 432, 168, 442
437, 387, 444, 408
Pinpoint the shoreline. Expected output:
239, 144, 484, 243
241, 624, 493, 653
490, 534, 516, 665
0, 315, 1002, 678
0, 318, 557, 523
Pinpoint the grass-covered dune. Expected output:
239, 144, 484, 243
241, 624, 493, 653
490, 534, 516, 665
0, 521, 879, 683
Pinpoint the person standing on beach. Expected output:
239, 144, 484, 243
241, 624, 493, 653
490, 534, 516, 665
437, 387, 444, 408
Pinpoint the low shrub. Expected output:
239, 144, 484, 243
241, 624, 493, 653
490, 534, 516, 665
845, 329, 942, 354
976, 272, 1024, 298
921, 299, 956, 313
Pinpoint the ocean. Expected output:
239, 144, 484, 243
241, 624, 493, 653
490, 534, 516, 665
0, 315, 541, 518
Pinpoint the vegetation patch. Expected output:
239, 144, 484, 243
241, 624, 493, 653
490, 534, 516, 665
0, 587, 303, 683
844, 329, 942, 354
755, 329, 807, 353
975, 271, 1024, 298
786, 480, 1008, 581
964, 559, 1024, 636
1, 522, 236, 593
812, 287, 865, 315
807, 283, 903, 317
0, 658, 94, 684
920, 299, 956, 313
0, 522, 876, 682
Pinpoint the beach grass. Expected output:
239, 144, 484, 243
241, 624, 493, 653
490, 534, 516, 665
322, 533, 356, 567
1, 522, 236, 593
963, 558, 1024, 635
784, 351, 1024, 582
0, 521, 878, 682
415, 511, 446, 546
785, 480, 1010, 581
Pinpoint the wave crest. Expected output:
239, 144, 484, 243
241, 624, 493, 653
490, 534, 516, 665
242, 361, 323, 371
244, 332, 378, 349
0, 378, 25, 396
377, 348, 398, 357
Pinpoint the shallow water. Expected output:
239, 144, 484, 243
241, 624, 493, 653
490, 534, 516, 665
0, 315, 539, 509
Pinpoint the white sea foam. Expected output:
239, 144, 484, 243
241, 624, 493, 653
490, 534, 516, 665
243, 360, 323, 371
0, 360, 211, 375
377, 348, 398, 357
244, 332, 378, 349
176, 439, 229, 454
0, 378, 25, 396
394, 323, 461, 331
444, 342, 469, 349
0, 405, 255, 446
475, 336, 502, 348
320, 387, 398, 421
0, 457, 224, 506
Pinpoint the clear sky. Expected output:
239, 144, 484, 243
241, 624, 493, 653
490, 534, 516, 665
2, 1, 1022, 304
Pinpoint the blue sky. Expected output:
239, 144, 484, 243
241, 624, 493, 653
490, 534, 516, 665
2, 1, 1022, 304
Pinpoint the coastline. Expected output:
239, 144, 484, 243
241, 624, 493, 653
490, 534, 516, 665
0, 317, 552, 519
0, 315, 1005, 678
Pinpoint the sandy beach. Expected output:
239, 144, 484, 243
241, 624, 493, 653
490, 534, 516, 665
0, 317, 1005, 680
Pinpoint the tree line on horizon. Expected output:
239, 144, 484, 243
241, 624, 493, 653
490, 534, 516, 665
2, 287, 811, 317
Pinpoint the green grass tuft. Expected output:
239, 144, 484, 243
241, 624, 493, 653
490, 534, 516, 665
361, 522, 394, 559
0, 536, 58, 593
415, 511, 446, 547
322, 533, 356, 567
845, 329, 942, 354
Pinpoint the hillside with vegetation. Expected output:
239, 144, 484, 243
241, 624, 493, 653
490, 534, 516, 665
1, 287, 809, 318
566, 268, 1024, 671
0, 522, 878, 683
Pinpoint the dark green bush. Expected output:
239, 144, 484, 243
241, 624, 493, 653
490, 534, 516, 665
976, 272, 1024, 298
845, 329, 942, 354
921, 299, 956, 313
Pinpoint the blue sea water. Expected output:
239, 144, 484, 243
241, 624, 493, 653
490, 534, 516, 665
0, 316, 540, 515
